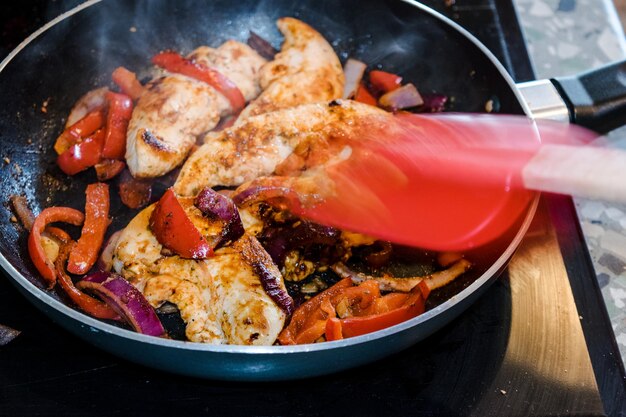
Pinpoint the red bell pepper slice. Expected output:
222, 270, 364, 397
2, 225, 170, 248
94, 159, 126, 181
369, 70, 403, 93
149, 188, 211, 259
102, 92, 133, 160
28, 207, 85, 288
57, 128, 105, 175
67, 183, 110, 275
338, 281, 429, 339
54, 110, 104, 155
55, 242, 119, 320
354, 82, 377, 106
325, 317, 343, 341
112, 66, 145, 100
152, 51, 245, 113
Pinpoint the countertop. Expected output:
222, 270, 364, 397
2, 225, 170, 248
514, 0, 626, 366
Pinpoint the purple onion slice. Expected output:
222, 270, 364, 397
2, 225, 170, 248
420, 94, 448, 113
194, 187, 244, 249
247, 31, 278, 60
96, 230, 122, 272
78, 272, 166, 337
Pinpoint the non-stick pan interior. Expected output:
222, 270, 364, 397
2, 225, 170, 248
0, 0, 530, 380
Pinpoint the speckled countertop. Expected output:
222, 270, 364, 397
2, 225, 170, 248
514, 0, 626, 364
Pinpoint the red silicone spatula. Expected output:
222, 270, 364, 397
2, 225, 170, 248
238, 113, 626, 251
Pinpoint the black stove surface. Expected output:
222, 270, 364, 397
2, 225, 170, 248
1, 1, 624, 416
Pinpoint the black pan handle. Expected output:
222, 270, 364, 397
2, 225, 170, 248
551, 60, 626, 134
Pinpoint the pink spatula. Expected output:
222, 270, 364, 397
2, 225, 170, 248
236, 113, 626, 251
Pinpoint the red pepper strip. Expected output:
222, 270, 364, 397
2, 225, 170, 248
28, 207, 85, 288
325, 318, 343, 341
54, 110, 105, 155
354, 82, 377, 106
67, 183, 110, 275
55, 241, 119, 320
111, 66, 145, 100
57, 128, 105, 175
278, 278, 353, 345
149, 188, 211, 259
369, 70, 403, 94
338, 280, 430, 339
94, 159, 126, 181
101, 92, 133, 160
330, 279, 380, 317
152, 51, 245, 113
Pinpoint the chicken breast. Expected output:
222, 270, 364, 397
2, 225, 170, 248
111, 202, 287, 345
174, 100, 387, 196
126, 41, 266, 178
235, 17, 344, 121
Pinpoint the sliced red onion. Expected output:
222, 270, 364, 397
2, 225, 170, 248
247, 31, 278, 60
378, 83, 424, 110
420, 94, 448, 113
78, 272, 166, 337
342, 58, 367, 99
194, 187, 244, 248
96, 230, 122, 272
65, 87, 109, 128
251, 260, 294, 315
260, 221, 341, 268
364, 241, 393, 268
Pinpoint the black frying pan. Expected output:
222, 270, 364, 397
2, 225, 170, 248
0, 0, 620, 381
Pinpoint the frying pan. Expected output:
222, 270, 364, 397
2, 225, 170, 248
0, 0, 621, 381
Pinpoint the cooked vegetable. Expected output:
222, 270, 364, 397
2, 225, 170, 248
117, 169, 152, 209
247, 31, 278, 60
97, 230, 122, 272
102, 92, 133, 160
152, 51, 245, 113
369, 70, 402, 93
421, 93, 448, 113
67, 183, 110, 275
78, 272, 166, 336
194, 187, 244, 249
342, 58, 367, 99
65, 87, 109, 128
55, 242, 119, 320
57, 128, 105, 175
149, 188, 211, 259
354, 82, 377, 106
28, 207, 85, 288
378, 83, 424, 110
111, 66, 145, 100
94, 159, 126, 181
54, 110, 104, 155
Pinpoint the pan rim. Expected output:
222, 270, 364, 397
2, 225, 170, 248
0, 0, 539, 356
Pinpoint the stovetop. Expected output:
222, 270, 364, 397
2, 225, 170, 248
1, 1, 625, 416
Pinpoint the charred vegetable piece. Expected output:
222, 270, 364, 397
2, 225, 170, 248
111, 66, 145, 100
247, 31, 278, 60
369, 70, 402, 93
150, 188, 211, 259
78, 272, 166, 336
55, 242, 119, 320
117, 169, 152, 209
152, 51, 245, 113
194, 187, 245, 249
57, 128, 105, 175
94, 159, 126, 181
54, 110, 104, 155
102, 92, 133, 160
28, 207, 85, 288
67, 183, 110, 275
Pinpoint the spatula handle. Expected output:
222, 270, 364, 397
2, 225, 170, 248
522, 144, 626, 203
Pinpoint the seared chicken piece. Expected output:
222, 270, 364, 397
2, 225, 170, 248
174, 100, 386, 196
111, 202, 287, 345
236, 17, 344, 121
126, 41, 266, 178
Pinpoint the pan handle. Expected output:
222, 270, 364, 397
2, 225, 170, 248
550, 61, 626, 134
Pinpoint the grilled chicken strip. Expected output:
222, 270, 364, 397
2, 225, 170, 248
236, 17, 344, 121
111, 202, 287, 345
126, 41, 266, 178
174, 100, 387, 196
